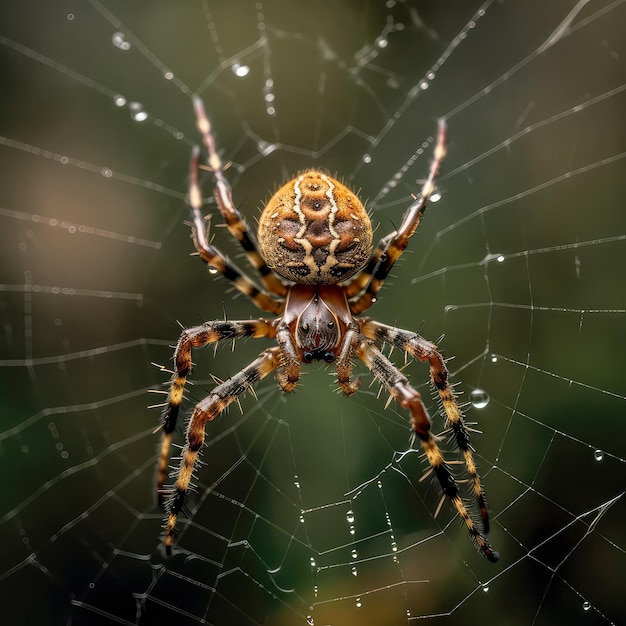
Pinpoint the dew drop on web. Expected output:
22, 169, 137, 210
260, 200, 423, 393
470, 388, 490, 409
112, 32, 131, 51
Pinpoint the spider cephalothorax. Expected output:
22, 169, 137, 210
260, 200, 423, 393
285, 285, 353, 363
258, 170, 373, 284
154, 96, 499, 563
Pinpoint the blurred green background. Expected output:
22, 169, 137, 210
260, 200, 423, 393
0, 1, 624, 625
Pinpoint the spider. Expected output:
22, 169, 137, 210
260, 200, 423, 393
155, 96, 499, 562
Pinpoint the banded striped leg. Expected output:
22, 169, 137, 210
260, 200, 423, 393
346, 119, 447, 315
163, 346, 283, 553
192, 96, 288, 299
157, 319, 275, 506
353, 337, 499, 562
188, 146, 284, 315
359, 319, 493, 534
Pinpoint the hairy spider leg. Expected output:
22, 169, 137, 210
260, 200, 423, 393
163, 346, 282, 553
188, 146, 284, 315
353, 337, 500, 562
192, 96, 288, 299
157, 319, 276, 506
360, 319, 493, 534
346, 119, 447, 315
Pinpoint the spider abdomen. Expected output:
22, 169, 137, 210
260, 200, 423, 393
258, 170, 372, 285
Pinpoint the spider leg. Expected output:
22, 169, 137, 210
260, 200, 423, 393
335, 324, 362, 396
192, 96, 288, 299
157, 318, 275, 505
163, 346, 283, 553
353, 336, 499, 562
275, 323, 302, 393
359, 319, 493, 534
188, 146, 284, 315
346, 120, 446, 315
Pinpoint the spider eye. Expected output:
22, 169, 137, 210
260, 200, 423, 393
303, 351, 314, 363
300, 322, 309, 331
323, 351, 336, 363
327, 321, 334, 329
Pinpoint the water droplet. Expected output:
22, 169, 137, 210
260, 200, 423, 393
377, 480, 383, 488
264, 92, 275, 103
490, 354, 498, 363
299, 514, 305, 523
482, 583, 489, 592
349, 525, 356, 535
129, 102, 148, 122
266, 106, 276, 116
306, 616, 314, 625
351, 549, 358, 559
113, 94, 126, 107
419, 80, 429, 90
100, 167, 113, 178
232, 63, 250, 77
376, 37, 388, 48
497, 255, 505, 263
427, 71, 436, 80
362, 153, 372, 164
112, 32, 131, 51
67, 13, 75, 21
351, 566, 358, 576
582, 601, 592, 612
294, 475, 300, 488
346, 510, 355, 524
391, 541, 398, 552
593, 449, 604, 462
207, 265, 219, 275
309, 557, 316, 568
355, 598, 362, 608
470, 388, 490, 409
430, 191, 442, 203
163, 70, 174, 80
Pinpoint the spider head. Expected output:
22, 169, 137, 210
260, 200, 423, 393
294, 290, 342, 363
258, 170, 373, 285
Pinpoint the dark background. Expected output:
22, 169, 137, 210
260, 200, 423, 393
0, 1, 624, 625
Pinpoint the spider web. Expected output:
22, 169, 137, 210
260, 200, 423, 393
1, 0, 625, 624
